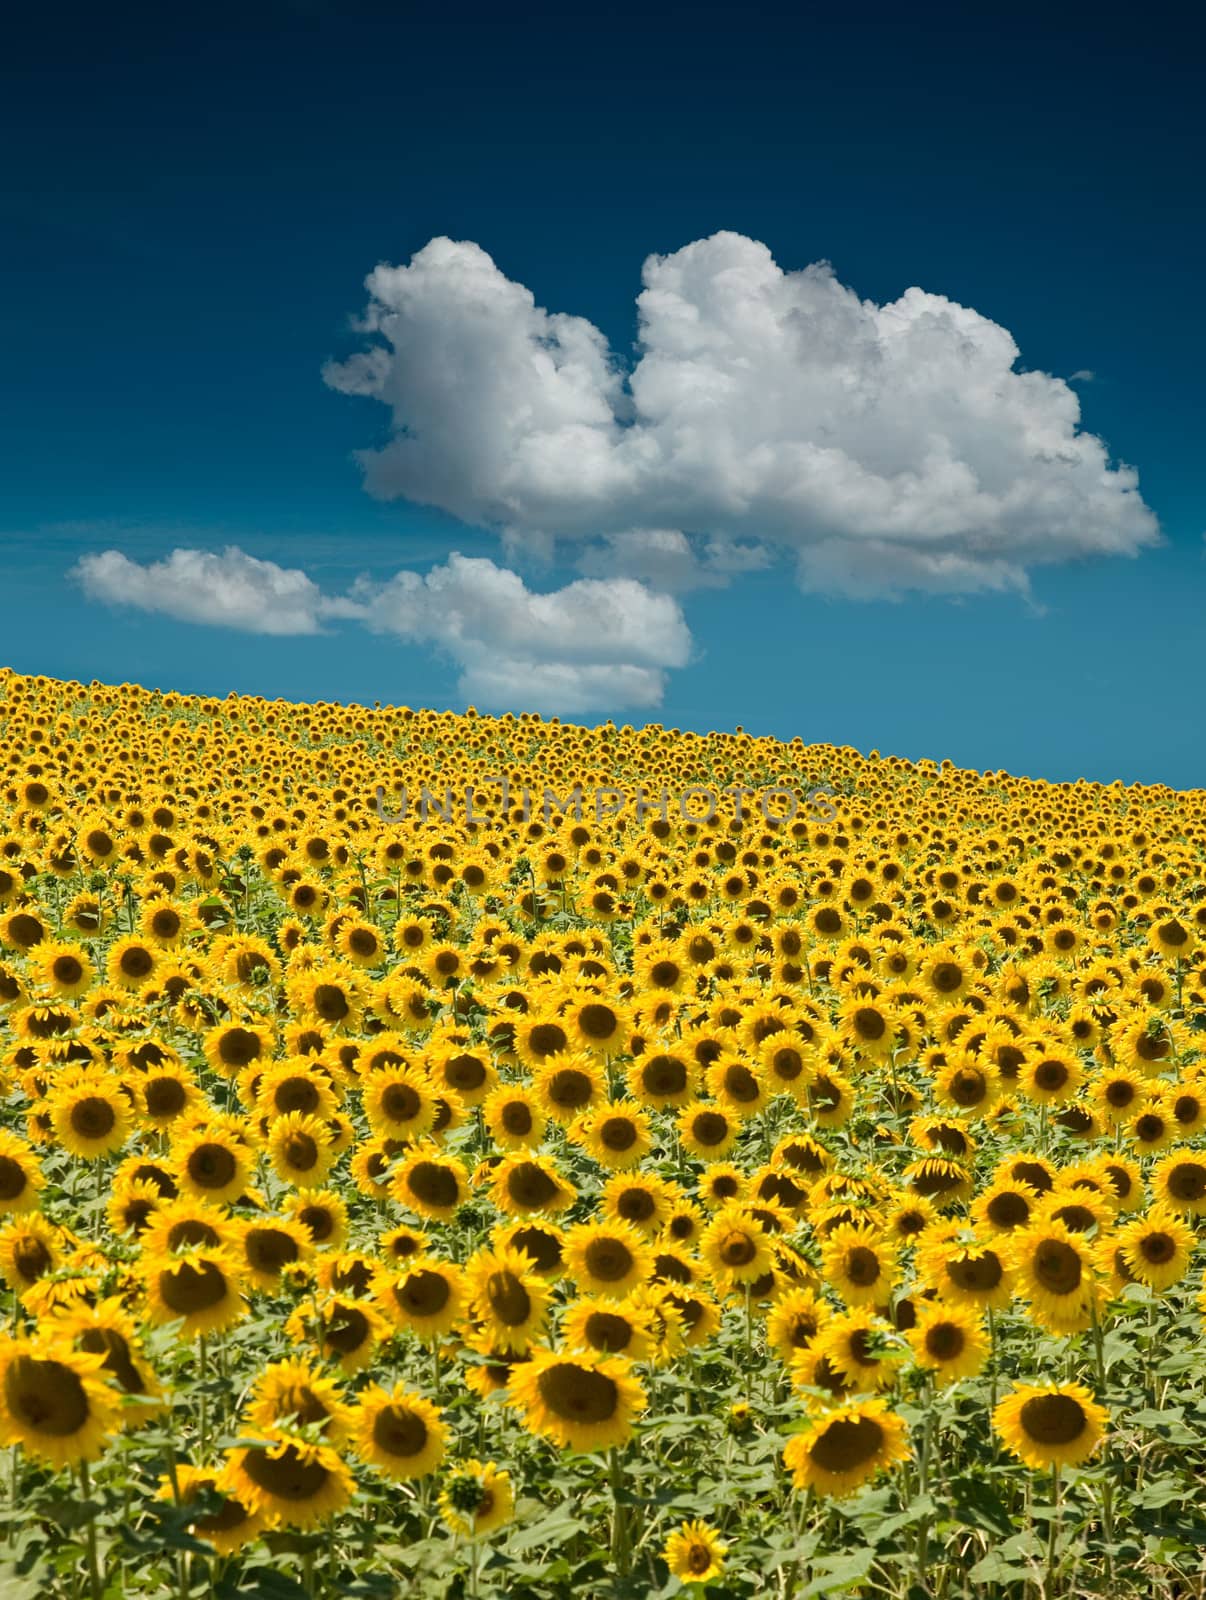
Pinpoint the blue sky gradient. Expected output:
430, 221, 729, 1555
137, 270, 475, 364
2, 1, 1201, 784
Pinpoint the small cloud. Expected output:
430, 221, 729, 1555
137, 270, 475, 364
71, 546, 354, 636
1069, 369, 1096, 382
72, 544, 692, 715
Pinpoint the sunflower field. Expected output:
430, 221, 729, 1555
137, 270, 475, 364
1, 666, 1205, 1599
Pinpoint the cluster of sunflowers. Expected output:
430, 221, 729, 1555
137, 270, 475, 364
0, 666, 1205, 1598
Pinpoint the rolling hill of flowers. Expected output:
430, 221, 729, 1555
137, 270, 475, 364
0, 665, 1204, 1599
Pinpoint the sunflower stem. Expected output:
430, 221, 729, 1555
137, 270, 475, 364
199, 1333, 209, 1460
608, 1446, 631, 1578
1045, 1463, 1061, 1599
78, 1460, 102, 1600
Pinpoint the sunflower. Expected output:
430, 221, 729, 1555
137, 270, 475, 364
353, 1384, 445, 1480
509, 1347, 646, 1453
143, 1247, 246, 1337
361, 1064, 437, 1141
392, 1146, 471, 1222
992, 1380, 1108, 1471
811, 1308, 903, 1393
906, 1302, 988, 1385
240, 1217, 313, 1291
438, 1458, 514, 1537
531, 1051, 607, 1125
0, 1334, 122, 1467
663, 1520, 728, 1585
49, 1074, 132, 1161
561, 1296, 655, 1361
489, 1154, 576, 1217
223, 1433, 354, 1529
167, 1465, 267, 1555
465, 1244, 551, 1353
563, 993, 632, 1057
51, 1295, 161, 1405
203, 1021, 272, 1078
246, 1356, 354, 1444
1007, 1218, 1103, 1333
106, 937, 159, 991
677, 1100, 739, 1161
140, 1196, 241, 1259
783, 1396, 910, 1498
30, 939, 95, 1000
168, 1123, 252, 1206
285, 1188, 349, 1251
1116, 1207, 1195, 1290
266, 1112, 337, 1188
286, 1293, 386, 1373
766, 1287, 831, 1365
918, 1234, 1014, 1312
375, 1258, 467, 1339
1150, 1152, 1206, 1216
699, 1205, 775, 1289
563, 1220, 654, 1301
132, 1062, 202, 1131
0, 1130, 43, 1216
426, 1036, 497, 1107
576, 1106, 654, 1171
0, 1213, 63, 1292
255, 1059, 340, 1123
483, 1084, 547, 1151
821, 1226, 899, 1307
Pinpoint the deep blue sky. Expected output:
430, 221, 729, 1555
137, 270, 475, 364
2, 0, 1202, 786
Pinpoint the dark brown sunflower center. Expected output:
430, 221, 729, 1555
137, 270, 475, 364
160, 1260, 229, 1314
584, 1238, 635, 1283
407, 1162, 458, 1208
583, 1311, 633, 1352
578, 1004, 618, 1040
246, 1228, 300, 1273
1139, 1232, 1176, 1264
1166, 1163, 1206, 1201
536, 1362, 619, 1423
70, 1098, 117, 1141
500, 1101, 533, 1135
527, 1024, 568, 1058
146, 1078, 188, 1117
947, 1252, 1004, 1292
381, 1083, 422, 1121
1034, 1241, 1082, 1296
78, 1328, 145, 1394
925, 1322, 965, 1361
312, 985, 350, 1022
692, 1112, 730, 1146
545, 1069, 593, 1109
599, 1117, 637, 1152
506, 1164, 559, 1208
719, 1231, 758, 1268
0, 1156, 29, 1201
5, 1356, 89, 1434
485, 1269, 531, 1324
1019, 1393, 1087, 1445
188, 1144, 237, 1189
845, 1246, 881, 1287
241, 1444, 332, 1501
396, 1269, 451, 1317
809, 1415, 885, 1472
373, 1405, 427, 1457
217, 1029, 261, 1067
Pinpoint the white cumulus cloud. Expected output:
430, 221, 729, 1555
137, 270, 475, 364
351, 553, 691, 713
324, 231, 1159, 597
71, 545, 690, 714
72, 545, 357, 635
